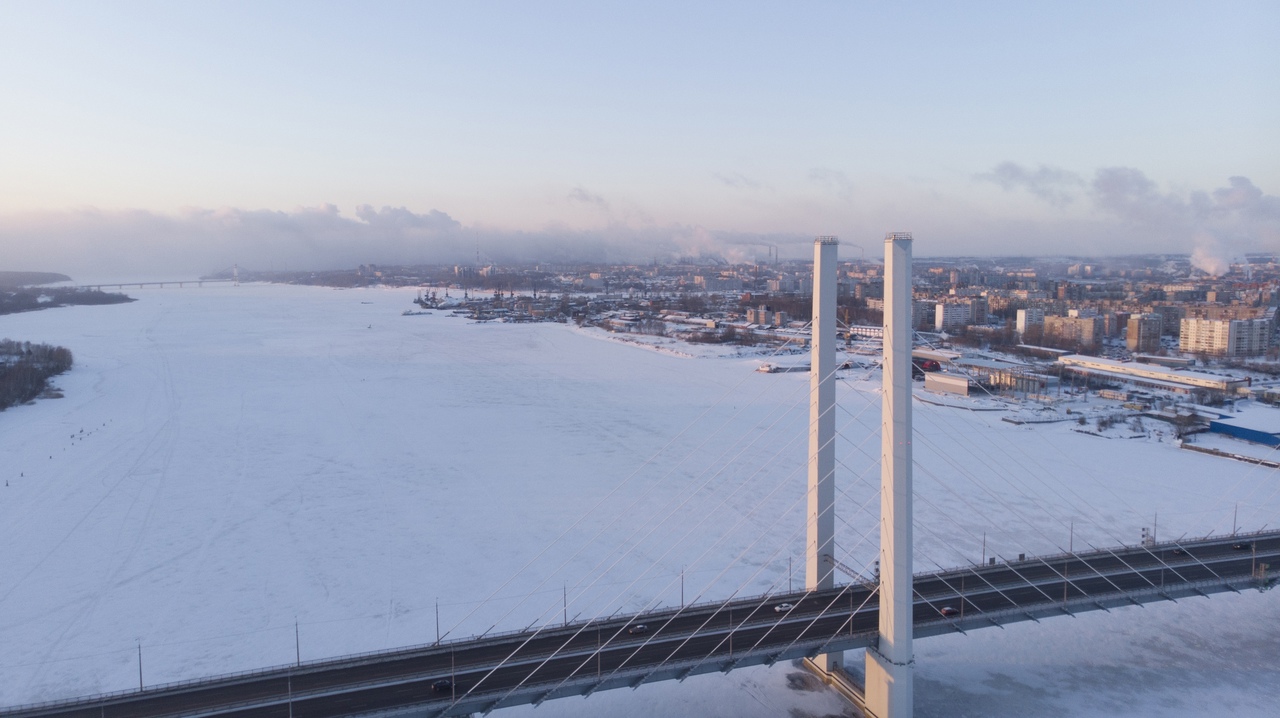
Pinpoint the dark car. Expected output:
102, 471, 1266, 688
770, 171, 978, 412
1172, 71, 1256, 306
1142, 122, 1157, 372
939, 606, 959, 617
432, 678, 454, 693
1233, 542, 1252, 551
627, 624, 649, 635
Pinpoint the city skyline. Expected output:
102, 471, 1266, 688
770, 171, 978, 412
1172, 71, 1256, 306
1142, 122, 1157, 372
1, 1, 1277, 276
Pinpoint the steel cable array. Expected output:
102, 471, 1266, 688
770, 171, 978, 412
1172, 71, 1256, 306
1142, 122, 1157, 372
441, 357, 888, 711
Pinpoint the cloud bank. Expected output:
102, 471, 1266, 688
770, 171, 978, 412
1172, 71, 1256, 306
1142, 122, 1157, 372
976, 162, 1084, 206
982, 164, 1280, 275
2, 169, 1276, 281
0, 204, 812, 281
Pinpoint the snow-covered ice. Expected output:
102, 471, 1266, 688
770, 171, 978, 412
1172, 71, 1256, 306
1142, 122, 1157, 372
1, 284, 1277, 716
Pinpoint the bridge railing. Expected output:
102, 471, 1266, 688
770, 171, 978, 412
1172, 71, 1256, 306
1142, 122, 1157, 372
0, 585, 804, 715
913, 526, 1275, 582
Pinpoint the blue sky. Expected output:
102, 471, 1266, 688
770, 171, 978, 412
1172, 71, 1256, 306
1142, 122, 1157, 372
0, 1, 1277, 273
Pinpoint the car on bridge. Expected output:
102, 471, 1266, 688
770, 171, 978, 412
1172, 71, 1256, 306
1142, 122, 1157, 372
773, 602, 795, 613
939, 606, 959, 617
626, 624, 649, 635
432, 679, 454, 693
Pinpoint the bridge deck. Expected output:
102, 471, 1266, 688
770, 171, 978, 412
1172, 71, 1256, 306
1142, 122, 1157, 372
4, 530, 1276, 718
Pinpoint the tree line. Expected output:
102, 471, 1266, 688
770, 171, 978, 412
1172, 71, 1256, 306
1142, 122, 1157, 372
0, 288, 133, 316
0, 340, 74, 411
0, 271, 72, 288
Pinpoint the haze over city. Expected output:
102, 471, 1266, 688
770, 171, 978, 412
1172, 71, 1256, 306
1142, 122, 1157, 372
1, 1, 1278, 276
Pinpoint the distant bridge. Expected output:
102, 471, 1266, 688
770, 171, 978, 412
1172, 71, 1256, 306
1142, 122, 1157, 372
78, 279, 236, 290
3, 530, 1273, 718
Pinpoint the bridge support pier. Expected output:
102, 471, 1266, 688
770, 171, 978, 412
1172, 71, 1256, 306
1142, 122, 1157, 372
864, 232, 914, 718
807, 236, 842, 673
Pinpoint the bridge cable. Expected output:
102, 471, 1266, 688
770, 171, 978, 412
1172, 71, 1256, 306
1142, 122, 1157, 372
833, 381, 1214, 597
945, 365, 1276, 541
865, 386, 1225, 590
442, 361, 885, 710
435, 331, 820, 641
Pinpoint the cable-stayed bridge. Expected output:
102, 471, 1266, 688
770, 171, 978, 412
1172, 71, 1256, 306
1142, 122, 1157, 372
2, 531, 1275, 718
5, 237, 1277, 718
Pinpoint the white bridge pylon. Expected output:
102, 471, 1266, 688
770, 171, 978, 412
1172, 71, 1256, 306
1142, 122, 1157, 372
806, 237, 840, 671
865, 232, 915, 717
805, 233, 914, 717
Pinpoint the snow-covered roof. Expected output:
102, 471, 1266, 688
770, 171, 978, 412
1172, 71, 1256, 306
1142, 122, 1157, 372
1059, 355, 1247, 391
1209, 405, 1280, 434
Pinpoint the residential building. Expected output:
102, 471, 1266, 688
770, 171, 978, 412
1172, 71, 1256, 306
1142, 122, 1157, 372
746, 305, 773, 325
934, 301, 971, 331
1043, 315, 1103, 349
1015, 307, 1045, 335
934, 296, 988, 332
1127, 313, 1163, 353
1179, 316, 1273, 357
1150, 304, 1185, 335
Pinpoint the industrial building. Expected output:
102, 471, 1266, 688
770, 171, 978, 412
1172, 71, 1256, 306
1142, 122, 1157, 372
954, 357, 1055, 395
1057, 355, 1249, 398
1207, 407, 1280, 446
924, 372, 972, 396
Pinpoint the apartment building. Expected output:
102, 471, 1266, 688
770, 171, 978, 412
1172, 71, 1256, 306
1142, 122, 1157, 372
1043, 315, 1103, 349
1180, 316, 1273, 357
1127, 313, 1164, 353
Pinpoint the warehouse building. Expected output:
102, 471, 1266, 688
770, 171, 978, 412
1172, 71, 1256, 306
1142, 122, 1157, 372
1207, 407, 1280, 446
1057, 355, 1249, 398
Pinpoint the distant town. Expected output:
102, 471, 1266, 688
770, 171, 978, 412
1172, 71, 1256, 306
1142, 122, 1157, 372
221, 253, 1280, 410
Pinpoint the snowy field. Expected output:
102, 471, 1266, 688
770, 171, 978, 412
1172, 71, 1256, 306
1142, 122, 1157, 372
1, 283, 1277, 716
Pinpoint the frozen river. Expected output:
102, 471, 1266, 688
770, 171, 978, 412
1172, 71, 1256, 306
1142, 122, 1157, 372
1, 283, 1276, 716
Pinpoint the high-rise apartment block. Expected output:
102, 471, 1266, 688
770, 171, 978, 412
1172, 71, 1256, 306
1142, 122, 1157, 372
1150, 305, 1184, 335
934, 297, 987, 331
1179, 315, 1273, 357
1107, 311, 1130, 338
1015, 307, 1045, 335
969, 296, 989, 325
1127, 313, 1163, 353
934, 301, 969, 330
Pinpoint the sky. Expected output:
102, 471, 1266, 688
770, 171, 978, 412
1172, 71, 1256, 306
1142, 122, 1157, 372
0, 1, 1277, 277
